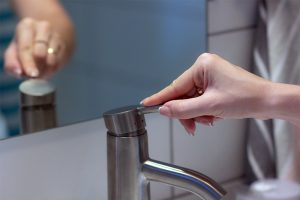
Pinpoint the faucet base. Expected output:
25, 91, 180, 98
107, 132, 150, 200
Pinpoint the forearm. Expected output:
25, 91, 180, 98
264, 82, 300, 126
11, 0, 75, 62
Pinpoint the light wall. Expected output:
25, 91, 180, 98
178, 0, 258, 199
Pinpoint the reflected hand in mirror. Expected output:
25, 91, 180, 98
0, 0, 74, 138
0, 0, 206, 140
4, 0, 75, 78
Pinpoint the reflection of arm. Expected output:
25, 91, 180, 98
10, 0, 75, 62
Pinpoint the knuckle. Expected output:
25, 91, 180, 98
39, 21, 51, 30
170, 101, 187, 118
196, 53, 217, 69
170, 83, 181, 96
21, 17, 34, 26
17, 18, 34, 31
33, 50, 45, 59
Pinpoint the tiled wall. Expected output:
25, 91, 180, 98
175, 0, 259, 199
0, 1, 258, 200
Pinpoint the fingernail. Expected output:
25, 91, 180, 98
159, 106, 171, 117
30, 69, 39, 77
140, 100, 144, 105
209, 121, 214, 127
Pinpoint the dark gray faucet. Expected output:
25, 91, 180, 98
103, 105, 226, 200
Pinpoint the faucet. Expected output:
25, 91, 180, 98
103, 105, 226, 200
19, 79, 57, 134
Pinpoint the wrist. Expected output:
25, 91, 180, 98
253, 80, 275, 120
264, 82, 300, 125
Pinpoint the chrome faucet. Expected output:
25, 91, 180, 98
19, 79, 57, 134
103, 105, 226, 200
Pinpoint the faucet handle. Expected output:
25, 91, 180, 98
103, 105, 162, 137
137, 105, 161, 115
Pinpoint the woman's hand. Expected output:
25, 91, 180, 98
142, 53, 273, 134
4, 18, 67, 78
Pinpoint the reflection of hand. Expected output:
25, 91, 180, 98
142, 53, 273, 134
4, 18, 66, 78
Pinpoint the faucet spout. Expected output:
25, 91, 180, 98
142, 159, 226, 200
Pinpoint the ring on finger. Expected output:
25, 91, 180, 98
47, 45, 61, 55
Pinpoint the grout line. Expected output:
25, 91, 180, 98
205, 0, 208, 52
169, 119, 174, 164
209, 25, 257, 37
169, 118, 176, 198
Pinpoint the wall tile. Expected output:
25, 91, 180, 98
146, 114, 172, 199
208, 0, 258, 34
173, 119, 246, 183
208, 29, 256, 70
172, 119, 247, 197
169, 1, 259, 199
171, 31, 255, 196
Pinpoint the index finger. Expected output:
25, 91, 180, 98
142, 67, 195, 106
17, 18, 39, 77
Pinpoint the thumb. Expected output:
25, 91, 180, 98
159, 92, 218, 119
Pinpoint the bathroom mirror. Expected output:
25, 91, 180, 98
0, 0, 207, 139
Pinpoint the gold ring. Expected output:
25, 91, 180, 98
47, 46, 60, 55
35, 40, 49, 46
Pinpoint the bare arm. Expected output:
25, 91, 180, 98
142, 53, 300, 134
267, 82, 300, 127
